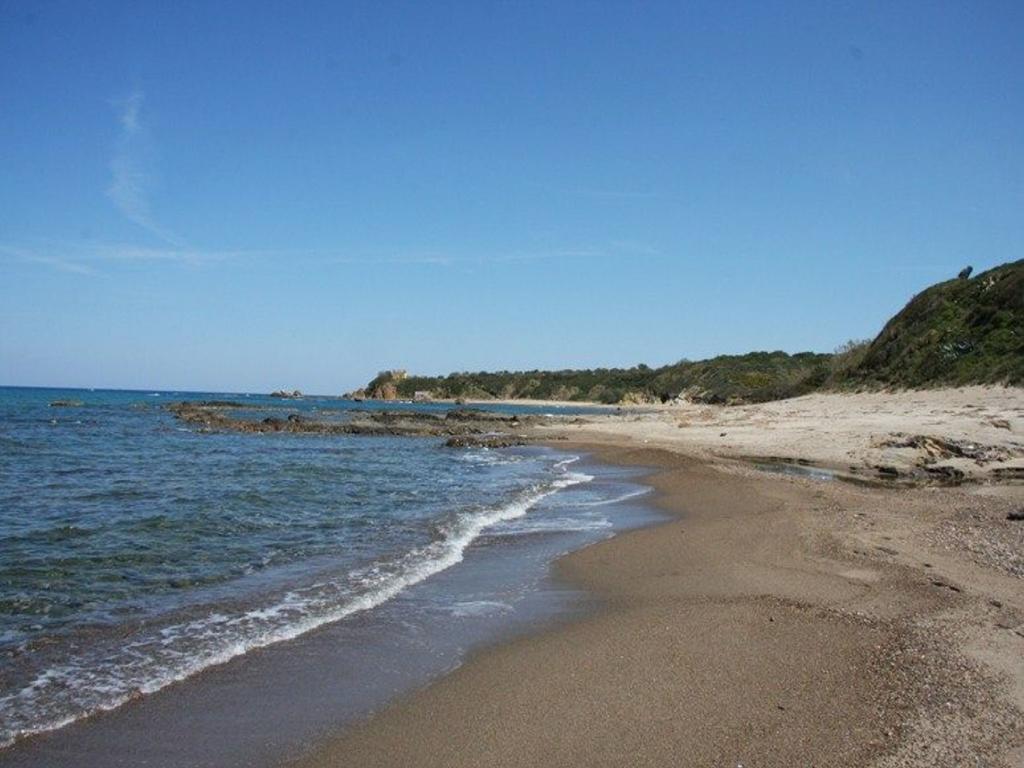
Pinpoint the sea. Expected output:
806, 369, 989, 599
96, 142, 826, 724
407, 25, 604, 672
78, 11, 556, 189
0, 387, 659, 766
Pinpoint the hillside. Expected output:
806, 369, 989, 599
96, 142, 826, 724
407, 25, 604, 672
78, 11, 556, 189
359, 351, 832, 405
353, 260, 1022, 405
836, 260, 1023, 388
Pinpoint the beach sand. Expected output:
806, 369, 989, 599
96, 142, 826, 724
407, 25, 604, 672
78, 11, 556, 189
293, 388, 1024, 768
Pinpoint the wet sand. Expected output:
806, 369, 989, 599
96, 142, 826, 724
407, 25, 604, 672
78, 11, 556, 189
293, 425, 1024, 767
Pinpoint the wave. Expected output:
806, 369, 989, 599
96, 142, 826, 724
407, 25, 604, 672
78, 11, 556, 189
490, 515, 614, 535
457, 450, 522, 466
551, 455, 580, 470
0, 467, 591, 748
573, 487, 651, 507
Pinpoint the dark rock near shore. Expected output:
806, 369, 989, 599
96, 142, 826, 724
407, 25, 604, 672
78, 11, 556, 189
444, 434, 527, 449
166, 402, 549, 445
49, 399, 84, 407
445, 408, 517, 423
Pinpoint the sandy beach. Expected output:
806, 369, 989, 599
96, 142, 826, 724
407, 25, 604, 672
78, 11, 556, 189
294, 387, 1024, 768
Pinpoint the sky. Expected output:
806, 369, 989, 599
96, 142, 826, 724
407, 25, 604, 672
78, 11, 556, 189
1, 1, 1022, 393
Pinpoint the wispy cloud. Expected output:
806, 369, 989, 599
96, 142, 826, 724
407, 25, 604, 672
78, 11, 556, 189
85, 243, 235, 266
107, 90, 182, 245
0, 241, 234, 275
0, 245, 96, 275
2, 240, 662, 276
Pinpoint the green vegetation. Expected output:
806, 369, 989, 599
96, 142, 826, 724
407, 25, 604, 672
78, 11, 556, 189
832, 260, 1023, 388
364, 352, 832, 405
359, 260, 1023, 404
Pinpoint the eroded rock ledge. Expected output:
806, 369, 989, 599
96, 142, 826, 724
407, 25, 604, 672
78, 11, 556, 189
167, 402, 554, 448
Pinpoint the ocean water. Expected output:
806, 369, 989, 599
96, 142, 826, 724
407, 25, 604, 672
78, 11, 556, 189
0, 387, 640, 752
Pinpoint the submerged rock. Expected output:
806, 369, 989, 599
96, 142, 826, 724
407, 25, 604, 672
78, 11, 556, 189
444, 434, 526, 449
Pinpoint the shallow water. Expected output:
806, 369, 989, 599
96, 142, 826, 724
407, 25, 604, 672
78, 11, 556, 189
753, 461, 837, 482
0, 387, 648, 759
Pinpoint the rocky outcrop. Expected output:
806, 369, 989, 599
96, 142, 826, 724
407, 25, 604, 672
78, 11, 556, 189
877, 433, 1019, 465
444, 434, 526, 448
270, 390, 303, 399
370, 382, 399, 400
361, 369, 409, 400
166, 402, 549, 447
618, 391, 658, 405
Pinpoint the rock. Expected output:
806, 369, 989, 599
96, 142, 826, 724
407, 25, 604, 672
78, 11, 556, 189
619, 390, 657, 405
270, 390, 302, 399
880, 433, 1014, 464
988, 418, 1011, 430
446, 408, 513, 422
875, 465, 900, 478
924, 465, 965, 484
1007, 509, 1024, 522
369, 382, 399, 400
958, 265, 973, 279
49, 399, 84, 407
992, 467, 1024, 481
167, 401, 546, 442
444, 434, 525, 449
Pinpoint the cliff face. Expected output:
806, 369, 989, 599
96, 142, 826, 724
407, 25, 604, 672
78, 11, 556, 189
370, 381, 399, 400
360, 369, 407, 400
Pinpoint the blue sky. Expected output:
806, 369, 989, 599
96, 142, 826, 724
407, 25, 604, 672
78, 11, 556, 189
2, 1, 1021, 393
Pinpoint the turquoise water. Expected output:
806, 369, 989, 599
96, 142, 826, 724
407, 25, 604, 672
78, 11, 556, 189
0, 387, 628, 748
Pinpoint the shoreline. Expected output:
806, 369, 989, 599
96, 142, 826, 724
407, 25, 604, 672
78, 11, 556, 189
293, 431, 1024, 767
0, 445, 660, 768
3, 388, 1021, 766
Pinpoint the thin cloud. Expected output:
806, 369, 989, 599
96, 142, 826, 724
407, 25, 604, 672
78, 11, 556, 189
0, 245, 95, 275
107, 90, 182, 245
0, 241, 236, 274
86, 243, 234, 266
3, 239, 662, 276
